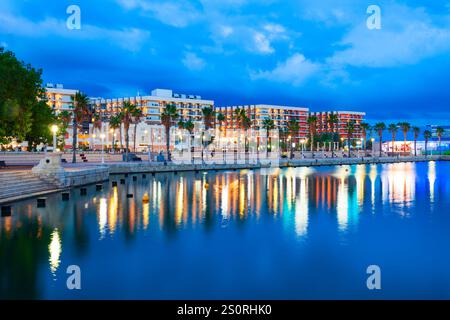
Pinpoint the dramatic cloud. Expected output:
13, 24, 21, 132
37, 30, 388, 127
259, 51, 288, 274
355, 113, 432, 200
328, 5, 450, 68
0, 12, 150, 52
182, 52, 206, 70
117, 0, 201, 27
1, 0, 449, 123
251, 53, 321, 85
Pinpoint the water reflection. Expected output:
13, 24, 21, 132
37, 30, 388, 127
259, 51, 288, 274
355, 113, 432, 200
0, 162, 446, 298
48, 228, 61, 275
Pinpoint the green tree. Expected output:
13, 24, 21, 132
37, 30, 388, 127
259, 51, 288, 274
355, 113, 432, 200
374, 122, 386, 157
0, 47, 47, 145
262, 118, 275, 158
119, 101, 139, 161
71, 92, 90, 163
424, 130, 432, 157
388, 123, 398, 156
132, 107, 143, 152
161, 103, 179, 162
25, 101, 57, 150
56, 110, 72, 150
436, 127, 444, 155
398, 122, 411, 155
109, 114, 122, 151
412, 126, 420, 157
287, 119, 299, 159
307, 115, 318, 157
345, 120, 356, 158
179, 119, 195, 163
360, 122, 371, 156
234, 107, 251, 162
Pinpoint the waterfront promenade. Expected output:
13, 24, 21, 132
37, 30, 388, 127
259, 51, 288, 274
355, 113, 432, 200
0, 153, 448, 205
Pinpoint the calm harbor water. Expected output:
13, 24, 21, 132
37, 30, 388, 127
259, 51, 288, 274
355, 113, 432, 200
1, 161, 450, 299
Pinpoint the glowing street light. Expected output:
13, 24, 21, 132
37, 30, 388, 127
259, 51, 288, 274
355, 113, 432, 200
51, 125, 58, 153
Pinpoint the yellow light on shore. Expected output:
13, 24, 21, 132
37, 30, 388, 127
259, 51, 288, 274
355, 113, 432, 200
51, 124, 58, 134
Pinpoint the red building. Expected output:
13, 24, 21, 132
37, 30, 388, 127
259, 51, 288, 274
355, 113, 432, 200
310, 111, 366, 140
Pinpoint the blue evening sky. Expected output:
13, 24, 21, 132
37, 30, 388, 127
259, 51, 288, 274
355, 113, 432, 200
1, 0, 450, 125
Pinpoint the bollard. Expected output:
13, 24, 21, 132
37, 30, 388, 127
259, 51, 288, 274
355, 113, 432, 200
1, 205, 12, 217
112, 181, 118, 187
80, 188, 87, 196
37, 197, 46, 208
96, 184, 103, 191
62, 192, 70, 201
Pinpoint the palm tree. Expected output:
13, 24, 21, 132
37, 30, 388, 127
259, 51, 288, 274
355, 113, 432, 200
216, 112, 226, 161
436, 127, 444, 155
161, 103, 179, 162
398, 122, 411, 156
234, 107, 252, 162
70, 92, 90, 163
201, 106, 216, 163
109, 114, 122, 152
132, 107, 143, 153
119, 101, 138, 162
262, 118, 275, 158
182, 119, 195, 163
424, 130, 432, 157
412, 126, 420, 157
287, 119, 299, 159
388, 123, 398, 156
345, 120, 356, 158
56, 110, 72, 151
374, 122, 386, 157
91, 110, 103, 150
307, 115, 318, 157
360, 122, 371, 156
327, 113, 339, 134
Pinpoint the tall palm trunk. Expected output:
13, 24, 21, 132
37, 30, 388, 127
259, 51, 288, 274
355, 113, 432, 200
119, 125, 123, 152
347, 136, 351, 158
133, 123, 138, 153
125, 124, 130, 162
378, 133, 382, 157
266, 131, 270, 158
166, 126, 171, 161
72, 119, 77, 163
391, 136, 395, 156
439, 138, 442, 155
414, 139, 417, 157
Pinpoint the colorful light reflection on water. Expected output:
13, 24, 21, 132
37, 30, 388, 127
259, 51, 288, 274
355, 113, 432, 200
1, 161, 450, 299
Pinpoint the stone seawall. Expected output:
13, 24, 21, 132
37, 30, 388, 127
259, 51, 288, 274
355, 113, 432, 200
108, 162, 267, 174
280, 155, 443, 168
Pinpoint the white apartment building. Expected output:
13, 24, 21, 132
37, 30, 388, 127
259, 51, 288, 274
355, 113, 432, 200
45, 83, 78, 114
90, 89, 215, 152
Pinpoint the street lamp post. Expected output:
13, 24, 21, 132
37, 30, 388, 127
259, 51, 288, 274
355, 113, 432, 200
100, 133, 105, 164
92, 134, 96, 151
51, 125, 58, 153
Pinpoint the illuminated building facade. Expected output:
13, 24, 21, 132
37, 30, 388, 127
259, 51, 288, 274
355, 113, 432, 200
310, 111, 366, 139
45, 83, 78, 114
215, 104, 309, 139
